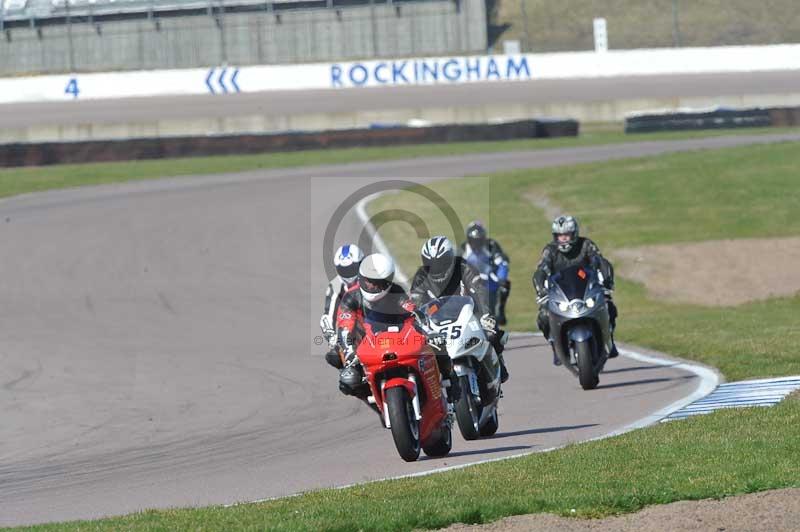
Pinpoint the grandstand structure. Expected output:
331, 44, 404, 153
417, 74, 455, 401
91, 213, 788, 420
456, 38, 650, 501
0, 0, 487, 75
1, 0, 409, 21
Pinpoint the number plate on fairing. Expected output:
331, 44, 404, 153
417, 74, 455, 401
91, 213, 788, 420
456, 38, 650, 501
468, 372, 480, 396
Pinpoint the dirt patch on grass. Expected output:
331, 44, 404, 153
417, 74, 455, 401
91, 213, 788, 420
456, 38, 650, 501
522, 190, 800, 306
612, 237, 800, 306
442, 487, 800, 531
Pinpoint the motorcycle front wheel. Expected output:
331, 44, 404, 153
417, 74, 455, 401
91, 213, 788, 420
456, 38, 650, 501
386, 387, 421, 462
455, 375, 482, 440
576, 339, 600, 390
423, 425, 452, 457
479, 407, 499, 437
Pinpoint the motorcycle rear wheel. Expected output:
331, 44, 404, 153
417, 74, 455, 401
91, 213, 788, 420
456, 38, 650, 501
386, 387, 421, 462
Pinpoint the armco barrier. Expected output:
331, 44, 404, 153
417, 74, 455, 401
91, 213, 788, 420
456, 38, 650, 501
624, 106, 800, 133
0, 119, 578, 168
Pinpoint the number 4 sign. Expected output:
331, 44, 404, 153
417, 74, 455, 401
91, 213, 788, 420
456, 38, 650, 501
64, 78, 80, 99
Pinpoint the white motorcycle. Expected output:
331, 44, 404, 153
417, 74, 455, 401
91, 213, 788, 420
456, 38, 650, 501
418, 295, 502, 439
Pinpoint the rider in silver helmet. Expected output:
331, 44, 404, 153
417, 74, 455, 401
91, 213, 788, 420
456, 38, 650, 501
532, 215, 619, 365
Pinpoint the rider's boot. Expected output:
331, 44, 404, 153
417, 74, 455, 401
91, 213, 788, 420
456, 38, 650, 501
325, 348, 344, 369
607, 300, 619, 359
447, 369, 461, 403
499, 354, 509, 383
549, 339, 562, 366
608, 334, 619, 358
338, 352, 365, 396
492, 330, 510, 383
497, 282, 510, 326
435, 354, 461, 404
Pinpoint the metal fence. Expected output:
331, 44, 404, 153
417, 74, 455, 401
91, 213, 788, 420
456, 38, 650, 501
490, 0, 800, 52
1, 0, 338, 21
0, 0, 487, 75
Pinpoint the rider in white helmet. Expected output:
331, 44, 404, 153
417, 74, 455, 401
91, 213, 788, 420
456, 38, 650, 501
319, 244, 364, 369
336, 253, 460, 402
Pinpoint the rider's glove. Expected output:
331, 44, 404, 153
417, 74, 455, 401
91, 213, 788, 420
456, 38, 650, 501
412, 308, 427, 325
319, 315, 335, 343
342, 346, 358, 367
479, 313, 497, 332
499, 330, 509, 346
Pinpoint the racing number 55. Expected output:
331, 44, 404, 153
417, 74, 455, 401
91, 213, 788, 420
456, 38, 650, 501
440, 325, 462, 339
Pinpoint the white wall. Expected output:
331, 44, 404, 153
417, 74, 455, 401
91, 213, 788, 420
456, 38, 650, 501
1, 44, 799, 105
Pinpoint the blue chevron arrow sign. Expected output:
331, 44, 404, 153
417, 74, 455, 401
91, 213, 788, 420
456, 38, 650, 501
205, 67, 241, 94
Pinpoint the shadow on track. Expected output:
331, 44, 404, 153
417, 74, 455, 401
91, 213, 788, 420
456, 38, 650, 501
596, 375, 695, 390
504, 342, 546, 352
434, 445, 532, 460
490, 423, 598, 439
601, 363, 679, 374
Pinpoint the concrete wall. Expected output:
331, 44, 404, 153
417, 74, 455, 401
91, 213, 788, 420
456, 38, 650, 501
0, 0, 487, 75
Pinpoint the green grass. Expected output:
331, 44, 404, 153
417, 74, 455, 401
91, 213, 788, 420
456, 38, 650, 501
371, 140, 800, 380
19, 396, 800, 531
0, 126, 795, 199
495, 0, 800, 52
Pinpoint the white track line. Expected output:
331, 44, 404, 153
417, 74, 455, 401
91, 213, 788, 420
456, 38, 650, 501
225, 190, 722, 508
355, 193, 409, 285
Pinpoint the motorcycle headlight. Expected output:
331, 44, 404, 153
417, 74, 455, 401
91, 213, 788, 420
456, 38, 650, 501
558, 302, 569, 312
464, 337, 481, 349
586, 298, 595, 308
570, 301, 585, 313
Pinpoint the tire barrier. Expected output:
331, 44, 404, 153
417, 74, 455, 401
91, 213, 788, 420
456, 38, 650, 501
0, 119, 579, 168
624, 106, 800, 134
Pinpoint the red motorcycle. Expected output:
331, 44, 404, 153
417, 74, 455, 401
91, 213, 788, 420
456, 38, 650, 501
357, 316, 453, 462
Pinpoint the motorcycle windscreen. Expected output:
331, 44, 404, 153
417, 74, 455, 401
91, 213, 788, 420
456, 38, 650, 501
465, 251, 493, 275
422, 296, 473, 325
553, 265, 591, 300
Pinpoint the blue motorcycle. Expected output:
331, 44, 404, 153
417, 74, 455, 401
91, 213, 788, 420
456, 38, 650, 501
463, 248, 510, 324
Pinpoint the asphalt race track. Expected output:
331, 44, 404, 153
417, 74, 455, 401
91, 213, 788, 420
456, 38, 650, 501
1, 71, 799, 129
2, 133, 800, 526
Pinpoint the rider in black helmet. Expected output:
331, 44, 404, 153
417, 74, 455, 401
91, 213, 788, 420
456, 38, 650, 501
532, 215, 619, 365
410, 236, 510, 382
459, 220, 511, 325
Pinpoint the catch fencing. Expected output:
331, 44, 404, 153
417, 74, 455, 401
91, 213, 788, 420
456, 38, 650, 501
0, 0, 486, 76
